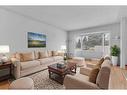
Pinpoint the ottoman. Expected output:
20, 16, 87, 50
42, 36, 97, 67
72, 57, 85, 67
9, 77, 34, 89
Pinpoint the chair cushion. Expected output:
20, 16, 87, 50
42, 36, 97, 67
89, 67, 100, 83
74, 74, 89, 82
20, 52, 35, 62
21, 60, 40, 70
38, 57, 54, 65
80, 67, 92, 76
53, 56, 63, 61
39, 51, 48, 58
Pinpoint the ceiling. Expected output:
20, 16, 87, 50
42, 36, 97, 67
1, 6, 127, 31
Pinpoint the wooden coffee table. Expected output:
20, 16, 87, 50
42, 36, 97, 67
48, 62, 77, 84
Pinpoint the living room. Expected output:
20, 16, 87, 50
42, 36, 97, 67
0, 5, 127, 91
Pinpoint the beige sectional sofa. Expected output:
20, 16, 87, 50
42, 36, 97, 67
11, 51, 64, 79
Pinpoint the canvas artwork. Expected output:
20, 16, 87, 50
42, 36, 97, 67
28, 32, 46, 48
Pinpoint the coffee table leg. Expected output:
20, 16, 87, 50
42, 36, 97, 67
75, 65, 77, 73
49, 70, 51, 78
61, 74, 65, 85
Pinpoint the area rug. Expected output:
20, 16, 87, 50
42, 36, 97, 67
28, 69, 65, 89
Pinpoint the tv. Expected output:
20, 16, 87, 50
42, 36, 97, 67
28, 32, 46, 48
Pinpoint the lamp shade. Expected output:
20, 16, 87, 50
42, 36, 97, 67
61, 45, 66, 50
0, 45, 10, 53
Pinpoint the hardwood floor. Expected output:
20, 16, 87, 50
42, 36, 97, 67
0, 80, 10, 89
109, 66, 127, 89
0, 60, 127, 89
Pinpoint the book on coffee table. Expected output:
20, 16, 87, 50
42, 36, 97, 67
57, 62, 66, 69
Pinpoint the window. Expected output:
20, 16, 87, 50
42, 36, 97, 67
75, 32, 110, 52
82, 33, 103, 50
104, 33, 110, 46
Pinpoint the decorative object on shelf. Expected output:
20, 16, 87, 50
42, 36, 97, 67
111, 45, 120, 66
0, 45, 10, 64
28, 32, 46, 48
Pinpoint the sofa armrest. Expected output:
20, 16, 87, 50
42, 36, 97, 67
11, 58, 21, 79
11, 58, 20, 66
64, 75, 99, 89
80, 67, 92, 76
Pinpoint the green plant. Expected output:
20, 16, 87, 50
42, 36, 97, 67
111, 45, 120, 56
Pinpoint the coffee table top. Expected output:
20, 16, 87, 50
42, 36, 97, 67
48, 62, 76, 73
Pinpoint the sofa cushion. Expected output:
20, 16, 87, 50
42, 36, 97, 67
39, 51, 48, 58
52, 51, 59, 56
47, 51, 52, 57
15, 53, 23, 61
38, 57, 54, 65
34, 51, 39, 59
20, 52, 35, 62
21, 60, 40, 70
53, 56, 63, 61
89, 67, 100, 83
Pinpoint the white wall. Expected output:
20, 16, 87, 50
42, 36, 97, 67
0, 8, 67, 53
67, 23, 120, 59
120, 17, 127, 68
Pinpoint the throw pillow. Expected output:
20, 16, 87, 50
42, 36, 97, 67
52, 51, 59, 56
16, 53, 23, 62
39, 51, 48, 58
47, 51, 52, 57
89, 67, 100, 83
34, 51, 39, 59
96, 57, 104, 67
20, 52, 35, 62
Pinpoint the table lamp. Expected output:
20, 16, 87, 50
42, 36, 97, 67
61, 45, 66, 53
0, 45, 10, 63
61, 45, 67, 61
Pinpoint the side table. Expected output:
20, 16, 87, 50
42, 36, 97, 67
0, 61, 13, 81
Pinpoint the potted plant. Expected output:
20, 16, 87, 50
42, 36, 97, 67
111, 45, 120, 66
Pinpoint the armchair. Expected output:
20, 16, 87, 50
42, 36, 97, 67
64, 59, 111, 89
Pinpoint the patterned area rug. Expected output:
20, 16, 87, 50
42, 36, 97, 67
28, 69, 65, 89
